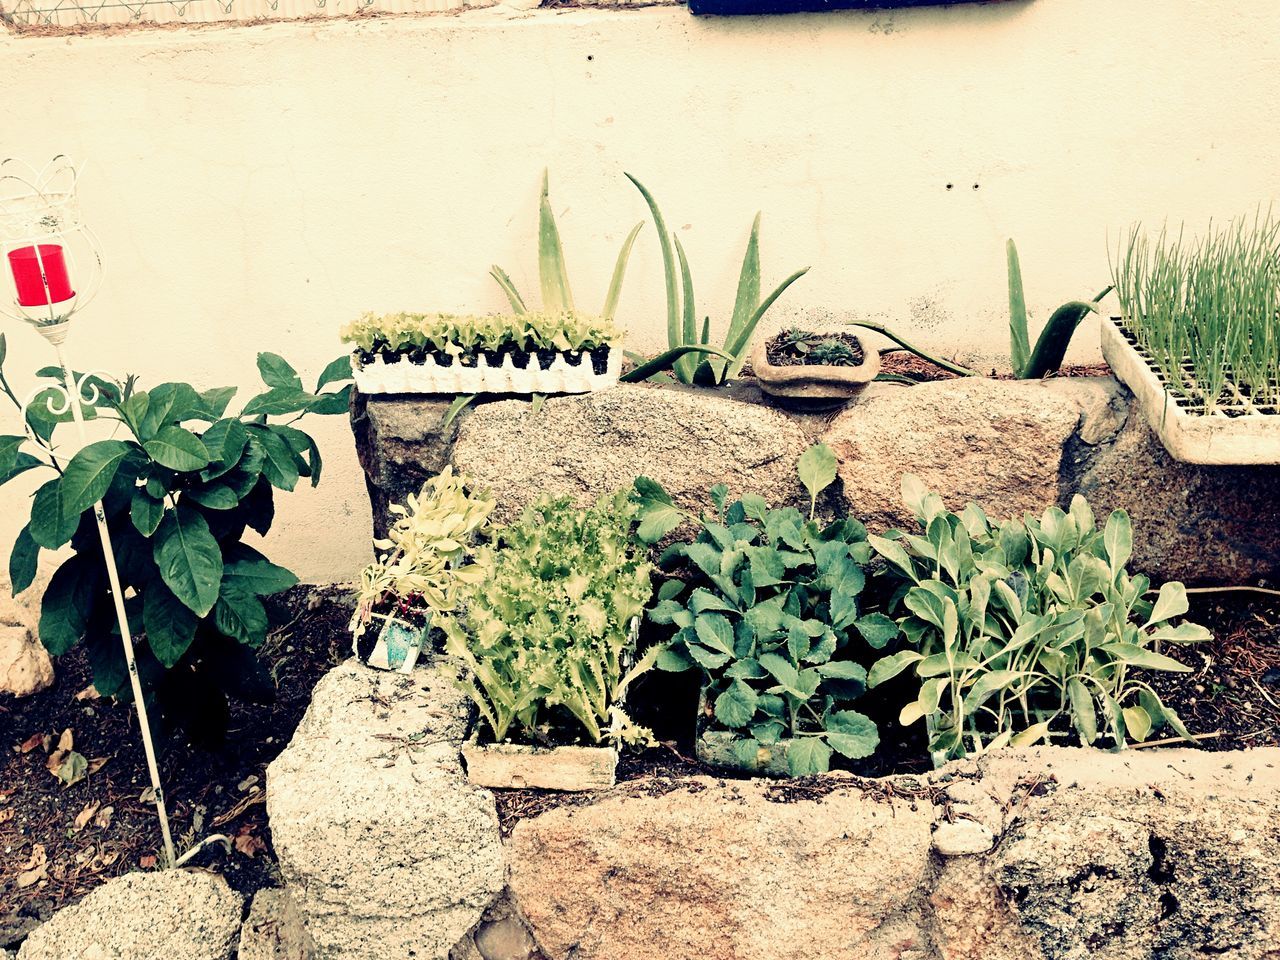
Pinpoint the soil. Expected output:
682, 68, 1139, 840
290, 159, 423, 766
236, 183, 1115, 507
0, 585, 354, 948
356, 344, 610, 376
3, 586, 1276, 941
765, 332, 866, 368
878, 351, 1113, 383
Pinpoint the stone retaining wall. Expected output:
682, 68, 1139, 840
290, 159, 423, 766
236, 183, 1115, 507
351, 377, 1280, 585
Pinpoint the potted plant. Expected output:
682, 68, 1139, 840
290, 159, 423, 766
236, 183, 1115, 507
350, 467, 494, 673
750, 327, 880, 406
866, 477, 1211, 764
341, 310, 623, 395
1105, 214, 1280, 464
442, 491, 657, 791
634, 445, 894, 776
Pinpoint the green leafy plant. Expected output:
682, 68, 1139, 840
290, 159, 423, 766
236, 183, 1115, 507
625, 174, 810, 386
352, 467, 493, 636
1110, 212, 1280, 413
340, 311, 620, 364
867, 477, 1210, 760
633, 444, 894, 776
490, 169, 644, 322
441, 491, 657, 747
1007, 239, 1113, 379
0, 337, 352, 734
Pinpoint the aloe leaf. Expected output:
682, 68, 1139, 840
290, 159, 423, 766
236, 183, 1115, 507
490, 266, 528, 315
601, 221, 644, 320
625, 174, 682, 352
724, 266, 810, 380
619, 345, 734, 384
1007, 239, 1030, 378
443, 394, 476, 428
847, 321, 979, 378
712, 212, 763, 382
673, 235, 699, 383
1023, 300, 1099, 380
538, 169, 574, 314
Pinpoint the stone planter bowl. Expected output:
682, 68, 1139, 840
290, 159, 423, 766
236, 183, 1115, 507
750, 332, 880, 407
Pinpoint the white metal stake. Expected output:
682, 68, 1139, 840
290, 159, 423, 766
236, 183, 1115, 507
52, 345, 178, 867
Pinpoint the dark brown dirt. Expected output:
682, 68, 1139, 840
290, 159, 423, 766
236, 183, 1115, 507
0, 585, 354, 948
1149, 594, 1280, 751
878, 351, 1112, 383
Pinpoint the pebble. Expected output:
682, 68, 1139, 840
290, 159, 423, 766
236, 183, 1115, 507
932, 818, 996, 856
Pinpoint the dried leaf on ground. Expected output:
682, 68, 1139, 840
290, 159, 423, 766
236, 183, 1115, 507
16, 844, 48, 888
73, 801, 100, 831
233, 824, 266, 858
18, 733, 44, 754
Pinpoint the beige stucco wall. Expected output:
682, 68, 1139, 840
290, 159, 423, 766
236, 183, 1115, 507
1, 0, 1277, 581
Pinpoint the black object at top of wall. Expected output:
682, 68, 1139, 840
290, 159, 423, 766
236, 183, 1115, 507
688, 0, 1013, 16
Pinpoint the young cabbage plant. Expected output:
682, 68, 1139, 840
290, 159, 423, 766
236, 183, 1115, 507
866, 476, 1210, 760
1007, 239, 1113, 379
624, 174, 810, 386
0, 340, 352, 738
633, 444, 894, 776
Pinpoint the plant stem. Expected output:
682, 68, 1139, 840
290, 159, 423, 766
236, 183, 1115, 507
845, 321, 979, 377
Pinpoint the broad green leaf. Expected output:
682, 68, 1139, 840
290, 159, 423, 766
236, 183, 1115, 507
39, 558, 96, 655
694, 613, 736, 656
248, 427, 300, 491
59, 439, 133, 519
868, 649, 924, 688
153, 506, 223, 617
143, 583, 198, 668
316, 356, 354, 390
1010, 721, 1053, 747
687, 642, 731, 671
187, 482, 239, 510
199, 419, 249, 480
138, 382, 202, 438
1098, 642, 1191, 672
223, 544, 298, 596
0, 450, 41, 486
855, 613, 899, 649
714, 680, 759, 728
868, 535, 918, 582
1103, 510, 1133, 575
195, 386, 238, 421
144, 426, 211, 472
214, 585, 269, 646
825, 710, 879, 759
0, 435, 26, 476
1146, 581, 1189, 627
29, 479, 80, 549
1147, 621, 1213, 644
9, 525, 39, 596
797, 443, 837, 516
306, 385, 352, 416
1122, 704, 1153, 742
1068, 677, 1097, 744
786, 737, 832, 776
656, 645, 696, 672
257, 352, 303, 391
241, 388, 315, 418
758, 650, 800, 691
130, 490, 166, 537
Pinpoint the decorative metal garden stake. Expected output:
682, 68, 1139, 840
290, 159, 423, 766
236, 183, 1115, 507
0, 158, 188, 865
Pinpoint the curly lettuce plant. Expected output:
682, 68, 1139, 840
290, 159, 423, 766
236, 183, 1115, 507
0, 339, 352, 733
867, 477, 1210, 760
352, 467, 493, 637
634, 444, 895, 776
441, 491, 657, 747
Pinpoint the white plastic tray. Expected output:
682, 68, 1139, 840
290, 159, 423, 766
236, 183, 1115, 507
351, 347, 620, 395
1100, 317, 1280, 465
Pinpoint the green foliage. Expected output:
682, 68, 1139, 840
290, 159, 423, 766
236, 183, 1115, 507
624, 174, 810, 386
441, 491, 657, 746
1007, 239, 1113, 379
340, 310, 620, 361
635, 445, 885, 776
772, 328, 862, 367
0, 348, 352, 733
490, 169, 644, 321
352, 467, 494, 635
1111, 212, 1280, 412
867, 477, 1210, 760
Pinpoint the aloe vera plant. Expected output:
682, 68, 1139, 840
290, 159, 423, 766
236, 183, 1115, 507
625, 174, 810, 386
490, 170, 644, 321
1007, 239, 1113, 379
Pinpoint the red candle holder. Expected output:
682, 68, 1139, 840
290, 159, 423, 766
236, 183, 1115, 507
8, 244, 75, 307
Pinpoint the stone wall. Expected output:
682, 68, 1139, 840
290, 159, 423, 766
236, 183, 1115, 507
351, 377, 1280, 585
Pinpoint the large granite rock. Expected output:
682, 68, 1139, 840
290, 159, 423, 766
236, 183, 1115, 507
506, 776, 935, 960
17, 870, 242, 960
824, 378, 1082, 532
266, 661, 504, 960
0, 569, 53, 698
503, 747, 1280, 960
238, 888, 315, 960
452, 385, 811, 522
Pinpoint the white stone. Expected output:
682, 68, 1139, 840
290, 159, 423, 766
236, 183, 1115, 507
16, 870, 242, 960
932, 818, 996, 857
266, 661, 504, 960
237, 888, 315, 960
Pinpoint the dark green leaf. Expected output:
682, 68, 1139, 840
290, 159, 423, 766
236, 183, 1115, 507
152, 506, 223, 617
144, 426, 211, 472
0, 450, 42, 487
825, 710, 880, 759
187, 483, 239, 510
39, 558, 98, 655
29, 479, 80, 549
143, 583, 198, 668
306, 385, 351, 416
9, 525, 39, 596
854, 613, 899, 649
195, 386, 238, 420
714, 680, 759, 729
130, 489, 166, 537
59, 439, 133, 519
317, 356, 354, 390
223, 544, 298, 596
138, 382, 203, 439
257, 352, 303, 391
242, 389, 314, 418
786, 737, 832, 776
214, 585, 269, 646
248, 427, 299, 491
240, 478, 276, 536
